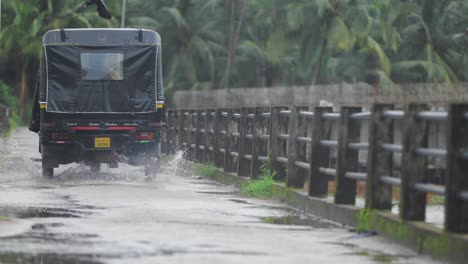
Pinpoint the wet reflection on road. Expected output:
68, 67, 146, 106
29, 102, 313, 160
0, 129, 442, 264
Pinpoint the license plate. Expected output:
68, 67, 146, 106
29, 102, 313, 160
95, 137, 111, 148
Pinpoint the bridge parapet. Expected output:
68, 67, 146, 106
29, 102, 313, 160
162, 103, 468, 235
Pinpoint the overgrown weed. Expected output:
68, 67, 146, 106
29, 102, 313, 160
197, 163, 218, 177
242, 163, 277, 199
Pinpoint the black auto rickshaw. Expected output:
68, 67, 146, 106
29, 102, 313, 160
29, 28, 165, 178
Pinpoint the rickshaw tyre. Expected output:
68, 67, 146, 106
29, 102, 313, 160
144, 159, 159, 179
90, 163, 101, 173
42, 167, 54, 178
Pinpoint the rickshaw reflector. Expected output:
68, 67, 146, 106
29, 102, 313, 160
135, 132, 154, 140
108, 126, 137, 131
71, 126, 99, 131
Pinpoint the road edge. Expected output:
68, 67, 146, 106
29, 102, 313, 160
177, 160, 468, 263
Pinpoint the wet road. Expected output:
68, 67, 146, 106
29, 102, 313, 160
0, 128, 443, 264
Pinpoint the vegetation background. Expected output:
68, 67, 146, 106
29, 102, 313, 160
0, 0, 468, 126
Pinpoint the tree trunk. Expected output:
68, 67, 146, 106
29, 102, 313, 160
223, 0, 246, 89
312, 14, 333, 86
19, 63, 29, 119
312, 38, 328, 85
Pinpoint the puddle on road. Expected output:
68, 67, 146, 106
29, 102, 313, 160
229, 198, 249, 204
1, 207, 93, 219
260, 213, 340, 228
0, 252, 103, 264
31, 223, 65, 230
344, 250, 411, 263
196, 191, 238, 195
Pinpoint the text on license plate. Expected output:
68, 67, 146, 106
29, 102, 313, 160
95, 137, 111, 148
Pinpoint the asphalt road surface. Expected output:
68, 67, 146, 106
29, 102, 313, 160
0, 128, 443, 264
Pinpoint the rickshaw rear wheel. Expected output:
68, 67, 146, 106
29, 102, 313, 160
90, 163, 101, 173
144, 158, 160, 179
42, 167, 54, 178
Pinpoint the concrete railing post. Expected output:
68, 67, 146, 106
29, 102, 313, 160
237, 107, 250, 177
250, 107, 262, 179
286, 106, 299, 187
445, 103, 468, 233
335, 106, 361, 204
224, 109, 236, 172
212, 109, 222, 167
365, 104, 393, 210
400, 104, 429, 221
204, 109, 213, 163
178, 110, 186, 149
309, 107, 332, 197
269, 107, 287, 180
194, 110, 202, 162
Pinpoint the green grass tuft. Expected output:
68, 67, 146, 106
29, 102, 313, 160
430, 195, 445, 204
197, 163, 219, 177
242, 163, 277, 199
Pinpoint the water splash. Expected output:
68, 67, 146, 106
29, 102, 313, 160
0, 136, 39, 177
167, 149, 187, 176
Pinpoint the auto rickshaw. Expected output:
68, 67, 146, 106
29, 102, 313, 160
29, 28, 165, 178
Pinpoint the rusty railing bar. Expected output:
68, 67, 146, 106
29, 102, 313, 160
383, 110, 404, 120
320, 167, 337, 177
416, 111, 448, 121
415, 147, 447, 157
414, 183, 445, 196
381, 143, 403, 153
380, 176, 401, 186
295, 161, 311, 170
345, 172, 367, 181
297, 136, 312, 143
321, 113, 340, 120
320, 140, 338, 148
298, 111, 314, 118
276, 157, 288, 164
459, 191, 468, 201
350, 112, 371, 120
348, 142, 369, 150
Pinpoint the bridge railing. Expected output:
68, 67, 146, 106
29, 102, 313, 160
162, 103, 468, 234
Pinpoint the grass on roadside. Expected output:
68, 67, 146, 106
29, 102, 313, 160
242, 163, 277, 199
197, 163, 219, 177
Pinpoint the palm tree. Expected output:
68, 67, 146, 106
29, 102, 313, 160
0, 1, 47, 117
127, 0, 226, 93
390, 0, 468, 83
0, 0, 119, 117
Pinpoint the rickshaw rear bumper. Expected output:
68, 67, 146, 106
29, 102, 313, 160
41, 132, 161, 166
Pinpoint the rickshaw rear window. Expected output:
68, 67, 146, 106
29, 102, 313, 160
81, 53, 124, 81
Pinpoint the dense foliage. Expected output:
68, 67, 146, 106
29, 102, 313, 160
1, 0, 468, 116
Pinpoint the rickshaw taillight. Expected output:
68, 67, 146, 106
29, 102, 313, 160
49, 132, 70, 141
135, 132, 154, 140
